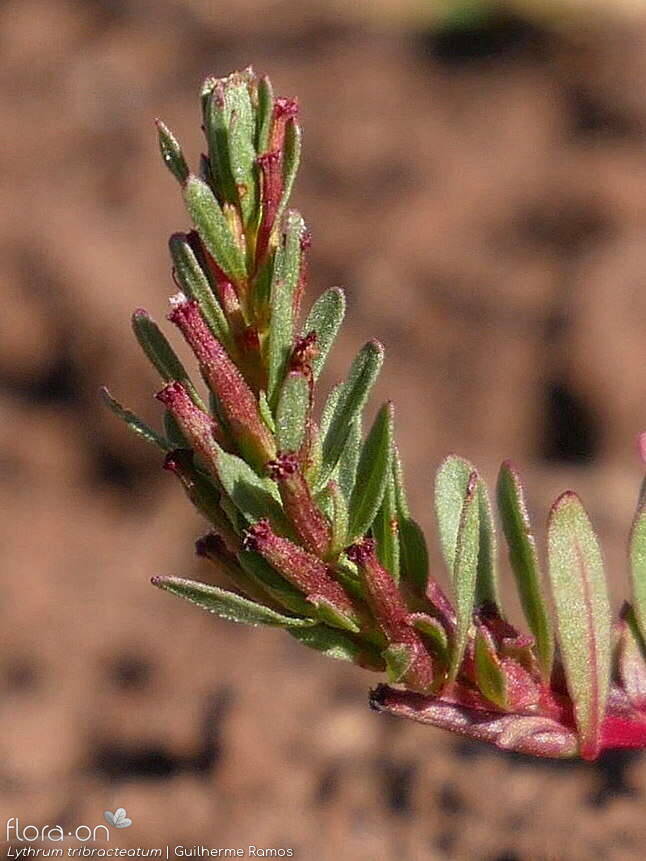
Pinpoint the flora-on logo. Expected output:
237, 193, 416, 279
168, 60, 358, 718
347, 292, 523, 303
104, 808, 132, 829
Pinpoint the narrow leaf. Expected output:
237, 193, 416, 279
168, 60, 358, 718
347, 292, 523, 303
337, 416, 362, 501
393, 448, 429, 593
630, 496, 646, 642
152, 576, 314, 628
301, 287, 346, 382
496, 461, 554, 678
155, 120, 189, 184
277, 118, 301, 221
448, 472, 480, 683
267, 211, 305, 404
275, 372, 310, 452
132, 309, 204, 409
435, 454, 499, 607
319, 340, 384, 486
214, 446, 290, 534
547, 491, 611, 760
100, 387, 169, 451
183, 175, 247, 285
399, 518, 429, 595
168, 234, 232, 349
347, 403, 394, 542
256, 75, 274, 153
227, 86, 257, 224
373, 468, 400, 581
289, 625, 384, 669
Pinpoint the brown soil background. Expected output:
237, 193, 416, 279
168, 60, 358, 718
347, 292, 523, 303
2, 2, 646, 859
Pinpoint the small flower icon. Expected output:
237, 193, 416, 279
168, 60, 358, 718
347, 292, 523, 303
104, 808, 132, 829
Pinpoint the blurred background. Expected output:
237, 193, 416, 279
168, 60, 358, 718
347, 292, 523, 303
2, 1, 646, 858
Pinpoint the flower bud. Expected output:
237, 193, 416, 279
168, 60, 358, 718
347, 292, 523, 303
168, 296, 276, 471
347, 539, 434, 693
267, 453, 331, 557
244, 520, 358, 632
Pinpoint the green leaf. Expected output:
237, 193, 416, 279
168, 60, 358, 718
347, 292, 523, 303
547, 491, 611, 760
618, 606, 646, 711
277, 117, 301, 222
214, 446, 290, 534
434, 454, 498, 608
373, 468, 400, 581
327, 480, 349, 555
409, 613, 448, 657
156, 120, 189, 184
100, 387, 169, 451
168, 233, 232, 350
266, 211, 305, 405
227, 86, 257, 224
301, 288, 346, 382
275, 372, 310, 452
496, 461, 554, 679
183, 175, 247, 285
258, 390, 276, 433
383, 644, 414, 683
319, 340, 384, 487
399, 519, 429, 595
312, 597, 360, 633
131, 309, 204, 409
289, 625, 383, 669
448, 471, 480, 683
204, 81, 237, 205
336, 415, 361, 501
256, 75, 274, 154
474, 624, 506, 708
152, 576, 314, 628
393, 448, 429, 593
347, 402, 394, 542
630, 495, 646, 643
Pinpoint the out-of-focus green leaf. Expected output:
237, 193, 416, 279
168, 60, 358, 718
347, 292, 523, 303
618, 606, 646, 711
131, 309, 204, 409
347, 403, 394, 543
267, 211, 305, 405
183, 175, 247, 285
448, 471, 480, 683
319, 340, 384, 487
169, 233, 232, 350
301, 287, 346, 382
152, 575, 314, 628
373, 469, 400, 581
100, 387, 169, 451
547, 491, 611, 761
156, 120, 189, 184
630, 496, 646, 643
275, 372, 309, 453
497, 461, 554, 679
435, 454, 499, 608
